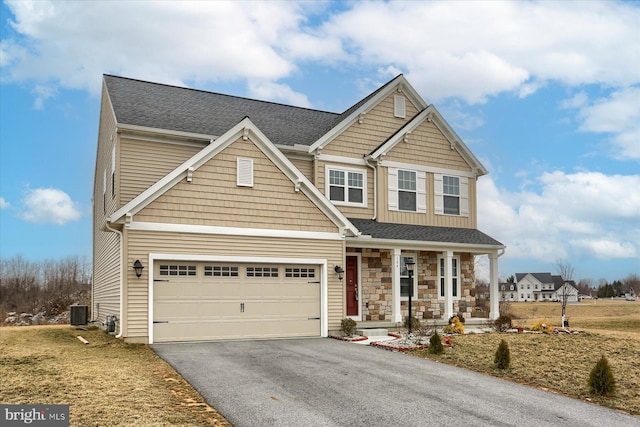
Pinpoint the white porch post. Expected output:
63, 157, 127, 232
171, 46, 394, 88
444, 250, 454, 320
489, 251, 500, 320
392, 248, 402, 323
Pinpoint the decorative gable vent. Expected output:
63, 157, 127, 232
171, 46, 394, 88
237, 158, 254, 187
394, 95, 406, 119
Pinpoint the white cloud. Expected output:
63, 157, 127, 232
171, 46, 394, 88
478, 171, 640, 262
571, 87, 640, 160
3, 0, 638, 108
247, 80, 312, 108
19, 188, 82, 225
0, 197, 10, 209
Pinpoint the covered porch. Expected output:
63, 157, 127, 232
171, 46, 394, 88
343, 219, 505, 327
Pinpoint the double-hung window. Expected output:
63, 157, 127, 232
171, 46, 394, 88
434, 174, 468, 217
438, 255, 460, 299
326, 166, 366, 207
388, 168, 426, 213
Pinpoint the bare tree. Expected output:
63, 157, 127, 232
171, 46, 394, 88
556, 259, 575, 327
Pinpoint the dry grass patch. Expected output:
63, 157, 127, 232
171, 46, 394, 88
414, 301, 640, 415
0, 325, 231, 426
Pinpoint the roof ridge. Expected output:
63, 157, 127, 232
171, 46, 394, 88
103, 74, 341, 116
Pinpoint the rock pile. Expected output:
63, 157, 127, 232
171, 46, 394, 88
3, 310, 70, 326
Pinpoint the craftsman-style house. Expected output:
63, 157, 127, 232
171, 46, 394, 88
93, 74, 504, 343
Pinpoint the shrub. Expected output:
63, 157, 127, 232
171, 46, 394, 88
494, 339, 511, 369
340, 318, 357, 337
449, 313, 466, 324
443, 316, 465, 334
493, 315, 512, 332
530, 319, 554, 333
429, 332, 444, 354
403, 316, 422, 330
588, 355, 616, 396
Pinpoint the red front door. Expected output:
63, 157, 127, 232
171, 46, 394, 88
346, 256, 358, 316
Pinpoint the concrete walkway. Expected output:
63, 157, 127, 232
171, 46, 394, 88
153, 338, 639, 427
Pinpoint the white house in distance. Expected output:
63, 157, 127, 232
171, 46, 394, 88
500, 273, 578, 303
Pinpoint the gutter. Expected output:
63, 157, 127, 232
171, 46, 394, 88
364, 155, 377, 220
104, 221, 124, 338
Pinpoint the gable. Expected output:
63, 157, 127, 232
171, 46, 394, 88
320, 91, 421, 158
382, 118, 472, 172
135, 137, 339, 233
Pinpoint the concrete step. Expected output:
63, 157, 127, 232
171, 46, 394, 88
356, 328, 388, 336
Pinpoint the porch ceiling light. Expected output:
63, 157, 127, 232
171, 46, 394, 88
133, 259, 144, 278
334, 265, 345, 281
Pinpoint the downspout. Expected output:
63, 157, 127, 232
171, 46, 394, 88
364, 155, 377, 220
104, 221, 124, 338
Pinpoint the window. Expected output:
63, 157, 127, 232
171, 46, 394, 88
204, 266, 239, 277
159, 264, 197, 276
388, 168, 426, 213
434, 174, 468, 216
521, 293, 524, 299
400, 255, 417, 298
285, 267, 315, 278
443, 176, 459, 215
237, 158, 253, 187
247, 267, 278, 278
398, 170, 416, 211
326, 167, 366, 206
535, 284, 538, 290
111, 146, 116, 198
438, 255, 460, 299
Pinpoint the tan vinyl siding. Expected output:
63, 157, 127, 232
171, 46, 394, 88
93, 84, 121, 326
383, 120, 472, 171
378, 169, 476, 228
135, 137, 338, 233
123, 230, 345, 339
316, 161, 375, 219
289, 157, 314, 182
321, 93, 420, 157
120, 138, 204, 205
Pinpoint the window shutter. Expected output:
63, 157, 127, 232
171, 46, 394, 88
417, 171, 426, 213
460, 177, 469, 217
237, 158, 253, 187
434, 173, 443, 214
388, 168, 398, 210
394, 95, 406, 118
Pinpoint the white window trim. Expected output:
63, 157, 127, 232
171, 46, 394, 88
434, 174, 468, 217
388, 167, 426, 213
400, 253, 418, 301
438, 254, 461, 300
325, 165, 367, 207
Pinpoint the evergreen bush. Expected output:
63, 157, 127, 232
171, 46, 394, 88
429, 332, 444, 354
494, 339, 511, 369
340, 318, 357, 337
588, 355, 616, 396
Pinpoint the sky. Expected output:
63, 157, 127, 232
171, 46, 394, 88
0, 0, 638, 284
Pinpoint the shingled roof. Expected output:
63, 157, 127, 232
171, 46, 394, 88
103, 74, 398, 147
348, 218, 503, 247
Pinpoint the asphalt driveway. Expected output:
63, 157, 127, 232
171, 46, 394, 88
152, 338, 638, 427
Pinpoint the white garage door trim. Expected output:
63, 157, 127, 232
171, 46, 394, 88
148, 253, 328, 344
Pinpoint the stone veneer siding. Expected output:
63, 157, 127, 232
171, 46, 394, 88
347, 248, 475, 321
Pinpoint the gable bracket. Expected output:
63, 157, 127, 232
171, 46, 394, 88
450, 140, 459, 150
358, 113, 365, 124
314, 148, 322, 160
242, 128, 250, 141
397, 83, 404, 93
403, 131, 411, 143
294, 179, 302, 192
124, 213, 133, 229
186, 167, 194, 182
426, 111, 433, 122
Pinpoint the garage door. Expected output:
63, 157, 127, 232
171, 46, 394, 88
153, 261, 321, 342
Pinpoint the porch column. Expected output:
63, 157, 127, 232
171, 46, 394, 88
443, 250, 454, 320
489, 251, 500, 320
392, 248, 402, 323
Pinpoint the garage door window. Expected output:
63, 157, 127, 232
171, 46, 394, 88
204, 266, 239, 277
285, 267, 316, 278
159, 265, 196, 276
247, 267, 279, 277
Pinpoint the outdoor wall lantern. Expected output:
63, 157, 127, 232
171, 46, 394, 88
334, 265, 345, 281
133, 260, 144, 278
405, 257, 416, 334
